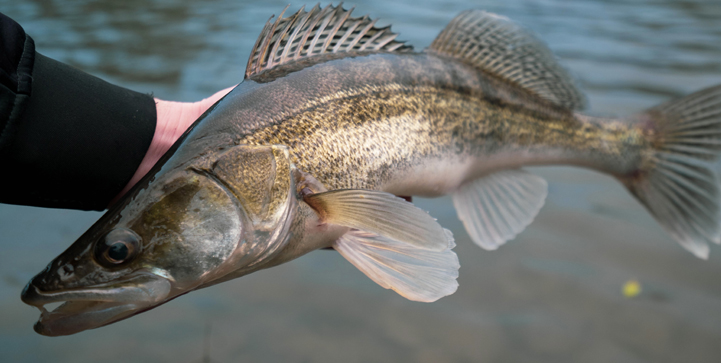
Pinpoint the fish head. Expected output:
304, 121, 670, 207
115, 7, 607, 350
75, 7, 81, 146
22, 144, 300, 336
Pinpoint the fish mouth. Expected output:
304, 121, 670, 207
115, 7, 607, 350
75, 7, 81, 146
21, 272, 172, 336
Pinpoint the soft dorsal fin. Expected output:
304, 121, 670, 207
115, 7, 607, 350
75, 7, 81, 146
428, 10, 585, 110
245, 4, 413, 79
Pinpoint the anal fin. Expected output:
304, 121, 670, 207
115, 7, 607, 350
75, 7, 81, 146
452, 169, 548, 250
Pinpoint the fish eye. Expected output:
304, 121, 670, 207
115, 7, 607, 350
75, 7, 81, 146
94, 228, 141, 267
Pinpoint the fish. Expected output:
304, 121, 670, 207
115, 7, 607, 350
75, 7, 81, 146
21, 4, 721, 336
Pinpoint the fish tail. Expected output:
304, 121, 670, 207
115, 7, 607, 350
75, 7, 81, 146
626, 85, 721, 259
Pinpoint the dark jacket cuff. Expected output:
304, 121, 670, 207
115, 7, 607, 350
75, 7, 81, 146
0, 33, 156, 210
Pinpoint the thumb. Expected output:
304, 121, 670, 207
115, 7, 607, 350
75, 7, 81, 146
195, 85, 236, 115
109, 85, 237, 207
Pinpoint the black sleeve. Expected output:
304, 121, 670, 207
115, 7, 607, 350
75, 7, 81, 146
0, 12, 156, 211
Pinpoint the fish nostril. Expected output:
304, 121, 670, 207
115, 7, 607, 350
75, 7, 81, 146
58, 264, 75, 281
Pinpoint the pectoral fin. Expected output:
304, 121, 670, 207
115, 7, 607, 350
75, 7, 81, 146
304, 190, 451, 251
333, 230, 459, 302
303, 189, 459, 302
453, 169, 548, 250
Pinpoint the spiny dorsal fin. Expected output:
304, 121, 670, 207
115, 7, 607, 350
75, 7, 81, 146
428, 10, 585, 110
245, 3, 413, 79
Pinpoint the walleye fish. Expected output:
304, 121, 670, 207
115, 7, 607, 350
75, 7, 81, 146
22, 4, 721, 336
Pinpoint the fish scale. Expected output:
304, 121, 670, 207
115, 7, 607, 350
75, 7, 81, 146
221, 58, 640, 194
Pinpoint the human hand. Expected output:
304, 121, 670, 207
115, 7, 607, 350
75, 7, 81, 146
111, 86, 235, 204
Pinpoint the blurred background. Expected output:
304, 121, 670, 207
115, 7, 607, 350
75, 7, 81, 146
1, 0, 721, 362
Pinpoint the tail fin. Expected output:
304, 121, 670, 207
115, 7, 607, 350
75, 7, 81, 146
628, 85, 721, 259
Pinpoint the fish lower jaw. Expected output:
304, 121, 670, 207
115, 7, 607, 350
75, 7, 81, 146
21, 273, 173, 336
32, 298, 137, 336
30, 297, 157, 336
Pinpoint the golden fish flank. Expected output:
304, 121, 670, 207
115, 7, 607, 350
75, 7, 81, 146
21, 3, 721, 336
242, 84, 648, 192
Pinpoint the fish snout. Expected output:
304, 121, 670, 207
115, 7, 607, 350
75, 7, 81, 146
34, 261, 75, 290
20, 281, 44, 307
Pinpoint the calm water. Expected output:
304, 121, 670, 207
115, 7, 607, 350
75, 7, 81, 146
1, 0, 721, 362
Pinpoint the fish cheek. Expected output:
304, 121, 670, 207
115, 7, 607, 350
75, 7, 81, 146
129, 175, 243, 288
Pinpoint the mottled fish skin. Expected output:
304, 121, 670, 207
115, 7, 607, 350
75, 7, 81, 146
185, 52, 647, 196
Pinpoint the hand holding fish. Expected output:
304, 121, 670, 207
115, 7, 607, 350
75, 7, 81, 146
0, 9, 234, 212
19, 4, 721, 336
110, 86, 236, 205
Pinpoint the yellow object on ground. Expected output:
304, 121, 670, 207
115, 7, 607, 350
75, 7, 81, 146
623, 280, 642, 298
